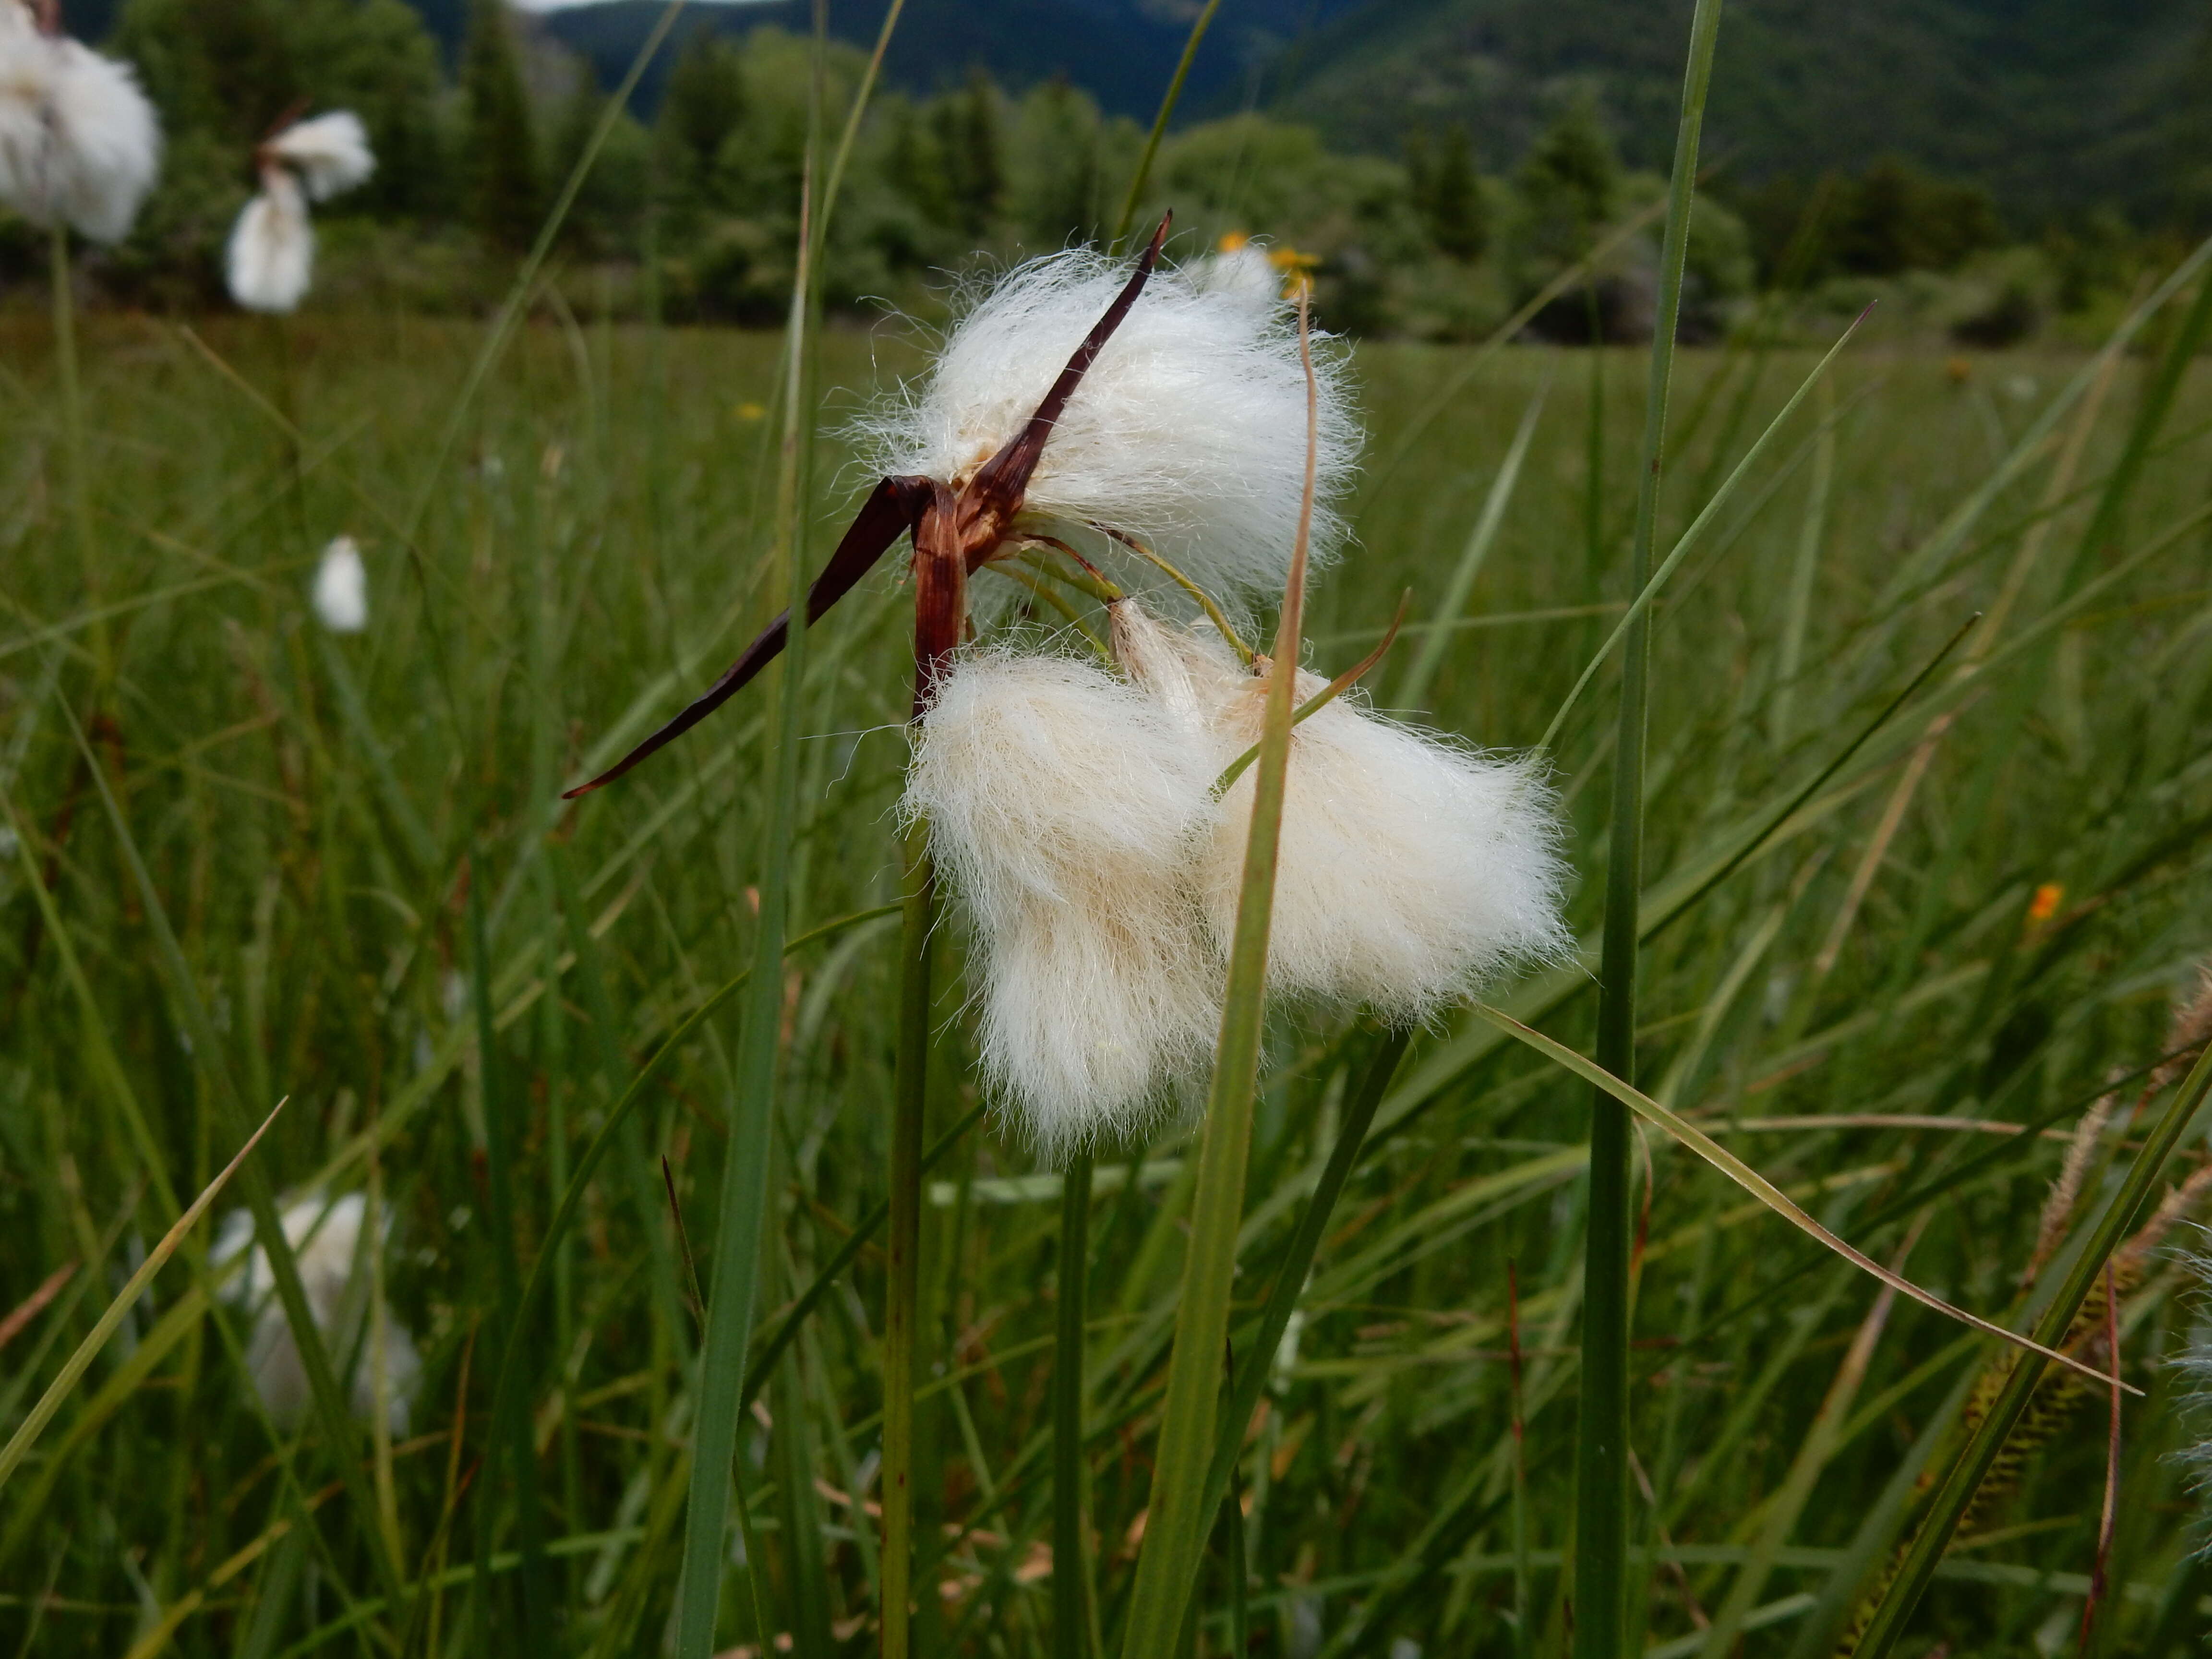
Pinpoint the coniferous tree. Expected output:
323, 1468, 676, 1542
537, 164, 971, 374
934, 68, 1002, 236
1011, 79, 1100, 248
656, 25, 746, 210
1517, 92, 1617, 264
461, 0, 541, 250
1419, 123, 1486, 260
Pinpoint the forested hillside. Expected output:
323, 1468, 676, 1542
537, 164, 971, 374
492, 0, 2212, 228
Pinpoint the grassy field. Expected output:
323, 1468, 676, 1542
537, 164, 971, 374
1, 298, 2210, 1659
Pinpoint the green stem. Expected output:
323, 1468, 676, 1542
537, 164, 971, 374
1118, 295, 1318, 1659
49, 228, 105, 682
469, 871, 549, 1645
672, 34, 823, 1652
1575, 4, 1723, 1658
1054, 1151, 1094, 1659
884, 817, 936, 1659
1108, 0, 1223, 251
1196, 1028, 1408, 1523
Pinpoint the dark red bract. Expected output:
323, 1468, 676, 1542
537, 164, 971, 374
564, 214, 1172, 799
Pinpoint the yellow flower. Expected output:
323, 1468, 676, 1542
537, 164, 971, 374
2026, 881, 2064, 927
735, 401, 766, 421
1217, 229, 1250, 252
1265, 245, 1320, 299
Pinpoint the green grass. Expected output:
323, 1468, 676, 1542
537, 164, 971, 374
1, 289, 2211, 1659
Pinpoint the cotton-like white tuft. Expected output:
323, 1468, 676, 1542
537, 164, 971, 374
1193, 242, 1284, 312
311, 534, 369, 631
904, 645, 1222, 1156
1117, 603, 1572, 1021
267, 109, 373, 201
212, 1190, 422, 1435
854, 246, 1360, 625
0, 8, 160, 244
226, 170, 312, 314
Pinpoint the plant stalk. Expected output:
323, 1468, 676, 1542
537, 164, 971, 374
1575, 3, 1724, 1657
49, 228, 107, 683
672, 68, 822, 1659
1054, 1151, 1094, 1659
885, 505, 966, 1657
883, 814, 936, 1659
1118, 289, 1319, 1659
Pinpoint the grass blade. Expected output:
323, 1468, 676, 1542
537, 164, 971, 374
1576, 4, 1724, 1655
1055, 1150, 1094, 1659
0, 1096, 285, 1494
743, 1101, 986, 1413
673, 40, 825, 1654
1768, 374, 1834, 750
1396, 376, 1549, 710
1847, 1042, 2212, 1659
401, 0, 690, 545
1474, 1005, 2140, 1391
1695, 1221, 1918, 1659
1539, 304, 1863, 754
884, 818, 937, 1659
1198, 1028, 1409, 1523
1109, 0, 1224, 250
63, 705, 408, 1611
1118, 287, 1321, 1659
468, 868, 549, 1642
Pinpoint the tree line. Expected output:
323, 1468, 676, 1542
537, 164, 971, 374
3, 0, 2151, 342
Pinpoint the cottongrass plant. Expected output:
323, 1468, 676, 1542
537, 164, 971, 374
909, 598, 1570, 1158
225, 110, 375, 314
211, 1189, 421, 1434
0, 0, 158, 245
903, 643, 1223, 1158
567, 218, 1567, 1646
312, 534, 370, 633
0, 0, 157, 677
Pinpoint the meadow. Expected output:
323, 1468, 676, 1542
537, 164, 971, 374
1, 282, 2211, 1659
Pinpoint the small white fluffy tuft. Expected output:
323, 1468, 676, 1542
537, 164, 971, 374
1192, 243, 1285, 312
311, 534, 368, 631
212, 1190, 421, 1435
227, 170, 312, 313
1117, 602, 1573, 1021
267, 109, 373, 201
0, 10, 160, 243
854, 246, 1360, 625
904, 647, 1222, 1157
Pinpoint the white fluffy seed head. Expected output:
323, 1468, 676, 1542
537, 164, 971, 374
0, 10, 160, 243
1116, 603, 1572, 1020
212, 1190, 421, 1434
855, 245, 1360, 626
904, 646, 1222, 1158
227, 169, 312, 313
267, 109, 373, 201
311, 534, 368, 631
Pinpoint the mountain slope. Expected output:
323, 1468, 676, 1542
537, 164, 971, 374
1267, 0, 2211, 224
392, 0, 2210, 226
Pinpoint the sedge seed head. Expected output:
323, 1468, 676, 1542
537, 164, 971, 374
311, 535, 369, 632
904, 645, 1223, 1158
1115, 600, 1573, 1019
0, 2, 159, 244
212, 1189, 421, 1434
854, 245, 1361, 627
227, 169, 313, 313
266, 109, 373, 202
